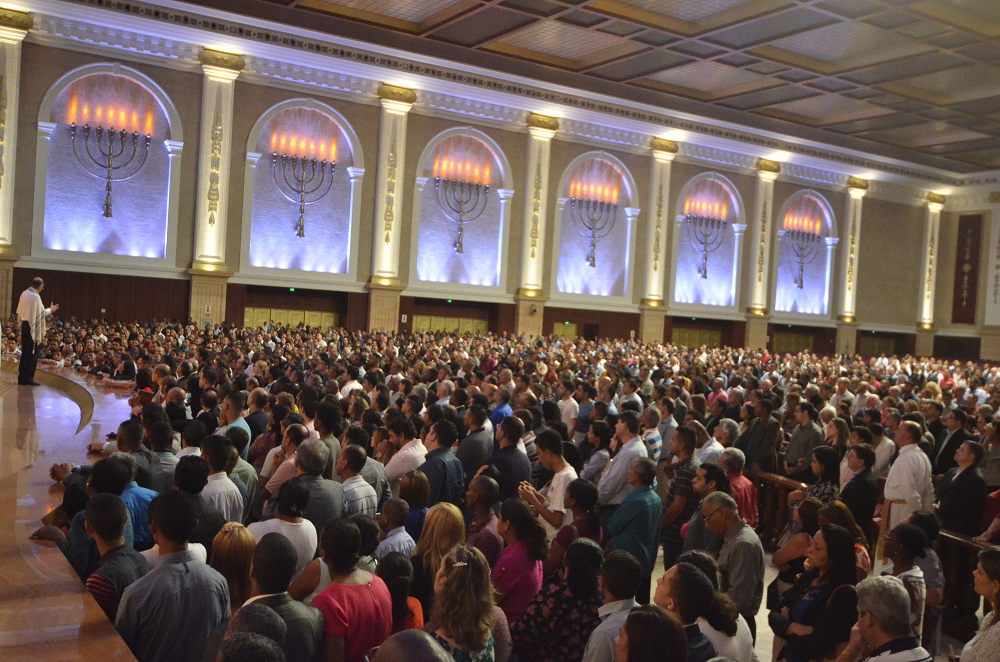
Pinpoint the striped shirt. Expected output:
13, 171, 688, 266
342, 474, 377, 518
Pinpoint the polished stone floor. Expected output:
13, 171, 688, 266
0, 366, 135, 661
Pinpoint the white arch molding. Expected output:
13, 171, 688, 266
405, 127, 515, 301
28, 63, 185, 278
669, 172, 747, 314
233, 98, 366, 291
548, 151, 641, 311
772, 189, 839, 319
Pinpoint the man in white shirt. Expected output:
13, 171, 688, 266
201, 435, 244, 523
582, 551, 643, 662
597, 411, 649, 517
16, 277, 58, 386
339, 365, 362, 399
435, 380, 454, 407
383, 419, 427, 497
883, 421, 934, 530
557, 380, 579, 432
701, 419, 731, 464
518, 430, 578, 541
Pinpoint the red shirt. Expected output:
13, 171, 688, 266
729, 472, 759, 528
312, 576, 393, 662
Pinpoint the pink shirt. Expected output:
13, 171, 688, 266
312, 576, 393, 662
491, 540, 543, 627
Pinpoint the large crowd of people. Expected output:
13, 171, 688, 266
13, 304, 1000, 662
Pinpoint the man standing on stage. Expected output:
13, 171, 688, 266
16, 277, 57, 386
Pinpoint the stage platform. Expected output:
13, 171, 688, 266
0, 365, 136, 661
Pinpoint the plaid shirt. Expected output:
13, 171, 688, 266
419, 447, 465, 507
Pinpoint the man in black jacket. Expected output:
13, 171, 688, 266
840, 443, 880, 545
737, 399, 781, 474
246, 532, 324, 662
932, 409, 972, 475
936, 441, 988, 536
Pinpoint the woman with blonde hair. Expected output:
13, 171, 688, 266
210, 522, 256, 612
427, 543, 497, 662
410, 502, 466, 614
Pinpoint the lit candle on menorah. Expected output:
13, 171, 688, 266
783, 213, 822, 289
569, 180, 618, 268
433, 157, 490, 253
270, 133, 337, 238
68, 96, 153, 218
683, 195, 728, 278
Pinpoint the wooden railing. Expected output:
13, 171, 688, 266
746, 469, 999, 644
746, 469, 805, 552
937, 531, 995, 642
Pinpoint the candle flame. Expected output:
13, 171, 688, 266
484, 164, 490, 185
271, 134, 277, 151
612, 187, 619, 204
684, 197, 690, 214
96, 106, 103, 121
433, 156, 439, 178
69, 96, 78, 124
330, 141, 336, 162
145, 112, 153, 136
131, 111, 139, 132
119, 109, 126, 127
319, 142, 326, 158
82, 105, 89, 122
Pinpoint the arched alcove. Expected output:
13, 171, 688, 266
236, 98, 365, 288
406, 127, 514, 295
773, 189, 838, 316
671, 172, 746, 310
31, 63, 184, 274
550, 152, 640, 303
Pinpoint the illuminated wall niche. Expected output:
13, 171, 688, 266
238, 99, 364, 287
408, 128, 513, 292
552, 153, 639, 300
773, 190, 838, 316
32, 64, 183, 272
672, 173, 745, 309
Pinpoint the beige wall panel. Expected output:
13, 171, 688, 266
854, 197, 923, 326
15, 42, 203, 267
401, 112, 526, 292
226, 80, 380, 280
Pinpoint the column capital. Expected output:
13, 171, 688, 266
640, 297, 665, 308
0, 9, 31, 38
756, 158, 781, 178
199, 49, 244, 81
527, 113, 559, 132
927, 192, 946, 210
650, 137, 679, 155
847, 176, 868, 197
378, 83, 417, 112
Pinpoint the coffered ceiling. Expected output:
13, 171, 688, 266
191, 0, 1000, 174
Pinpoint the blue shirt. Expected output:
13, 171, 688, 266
419, 447, 465, 507
604, 485, 663, 575
121, 482, 158, 546
375, 526, 415, 559
490, 403, 513, 429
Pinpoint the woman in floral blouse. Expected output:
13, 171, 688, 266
511, 538, 604, 662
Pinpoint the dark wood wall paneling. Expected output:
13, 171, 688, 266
855, 330, 917, 357
544, 307, 640, 341
13, 268, 189, 324
767, 323, 837, 355
933, 335, 981, 361
669, 317, 745, 348
225, 284, 372, 331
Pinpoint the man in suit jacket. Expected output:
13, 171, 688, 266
737, 399, 781, 474
246, 532, 324, 662
840, 443, 880, 545
932, 409, 972, 475
936, 441, 989, 536
456, 405, 493, 486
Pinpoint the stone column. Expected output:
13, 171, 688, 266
835, 177, 867, 354
0, 10, 30, 318
514, 113, 558, 338
981, 192, 1000, 360
188, 49, 243, 326
638, 138, 677, 343
916, 192, 945, 356
368, 84, 416, 332
745, 158, 780, 348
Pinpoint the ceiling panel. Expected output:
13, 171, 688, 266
213, 0, 1000, 173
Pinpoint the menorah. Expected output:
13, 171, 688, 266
433, 159, 490, 253
684, 210, 727, 279
785, 228, 822, 289
69, 120, 152, 218
271, 149, 336, 238
569, 182, 618, 268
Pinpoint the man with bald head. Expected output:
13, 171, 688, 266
373, 629, 452, 662
883, 420, 934, 530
